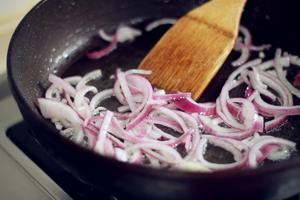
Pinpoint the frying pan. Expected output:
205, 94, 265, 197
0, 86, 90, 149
7, 0, 300, 199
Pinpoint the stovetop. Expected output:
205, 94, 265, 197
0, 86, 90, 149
6, 121, 116, 200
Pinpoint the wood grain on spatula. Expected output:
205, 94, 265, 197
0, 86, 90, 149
139, 0, 247, 100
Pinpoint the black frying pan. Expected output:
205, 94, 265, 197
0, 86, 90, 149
7, 0, 300, 199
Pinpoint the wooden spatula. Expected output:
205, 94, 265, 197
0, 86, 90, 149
139, 0, 247, 100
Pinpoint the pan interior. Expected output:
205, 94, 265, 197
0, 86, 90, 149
8, 0, 300, 169
62, 19, 300, 165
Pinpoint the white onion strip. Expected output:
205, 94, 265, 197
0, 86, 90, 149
94, 111, 114, 154
145, 18, 177, 32
274, 49, 300, 98
126, 142, 183, 164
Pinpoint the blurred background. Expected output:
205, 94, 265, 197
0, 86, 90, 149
0, 0, 39, 98
0, 0, 39, 75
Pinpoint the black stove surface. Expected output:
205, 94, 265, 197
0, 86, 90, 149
6, 121, 117, 200
6, 121, 300, 200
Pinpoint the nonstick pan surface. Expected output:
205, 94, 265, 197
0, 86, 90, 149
7, 0, 300, 199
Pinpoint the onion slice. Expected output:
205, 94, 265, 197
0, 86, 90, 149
197, 136, 249, 170
38, 98, 82, 127
248, 136, 296, 168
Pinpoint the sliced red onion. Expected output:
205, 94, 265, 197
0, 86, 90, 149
154, 106, 188, 133
265, 116, 288, 132
145, 18, 177, 32
217, 95, 246, 130
256, 60, 274, 71
240, 25, 252, 44
87, 34, 117, 59
184, 134, 193, 152
113, 79, 127, 105
113, 71, 154, 108
274, 48, 300, 98
74, 86, 97, 108
73, 86, 97, 118
258, 71, 293, 106
48, 74, 76, 96
126, 74, 154, 113
98, 29, 114, 42
168, 130, 193, 147
197, 136, 249, 170
232, 26, 270, 67
64, 76, 82, 86
254, 95, 300, 116
53, 119, 64, 130
115, 25, 142, 43
248, 136, 296, 168
234, 43, 271, 52
198, 115, 255, 140
175, 111, 201, 160
89, 89, 113, 113
218, 61, 262, 130
146, 116, 183, 133
143, 126, 162, 140
267, 145, 292, 161
73, 128, 85, 144
127, 150, 143, 164
89, 125, 125, 149
110, 117, 142, 144
94, 111, 114, 154
90, 25, 142, 60
172, 98, 216, 116
232, 26, 252, 67
293, 70, 300, 87
176, 161, 211, 172
247, 74, 291, 115
232, 47, 250, 67
248, 68, 277, 101
228, 59, 262, 81
39, 24, 300, 172
243, 135, 280, 163
116, 69, 137, 111
175, 110, 198, 130
117, 105, 130, 113
38, 98, 82, 127
103, 138, 115, 157
45, 85, 61, 101
228, 98, 260, 130
153, 92, 191, 101
115, 148, 128, 162
126, 142, 183, 164
125, 69, 152, 76
83, 126, 97, 148
126, 103, 153, 130
76, 69, 102, 90
46, 76, 81, 101
250, 44, 271, 51
288, 54, 300, 66
99, 25, 142, 43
